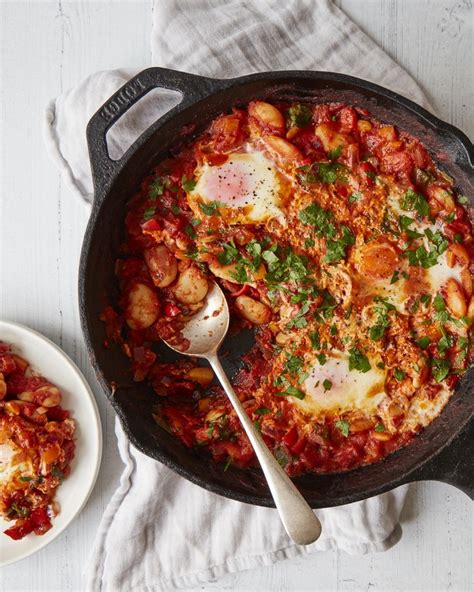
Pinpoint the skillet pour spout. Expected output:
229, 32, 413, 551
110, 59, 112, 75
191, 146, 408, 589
80, 67, 474, 508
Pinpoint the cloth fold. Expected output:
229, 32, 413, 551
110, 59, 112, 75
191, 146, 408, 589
43, 1, 430, 590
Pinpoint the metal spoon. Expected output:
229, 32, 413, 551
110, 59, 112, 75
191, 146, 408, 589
163, 282, 322, 545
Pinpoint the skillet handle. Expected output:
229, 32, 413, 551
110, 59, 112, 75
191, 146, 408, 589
86, 67, 218, 198
408, 420, 474, 499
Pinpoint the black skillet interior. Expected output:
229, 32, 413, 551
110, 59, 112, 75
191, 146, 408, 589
81, 68, 474, 507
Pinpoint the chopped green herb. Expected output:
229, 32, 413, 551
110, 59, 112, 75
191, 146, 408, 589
218, 241, 239, 265
335, 420, 350, 437
374, 422, 385, 432
287, 104, 312, 128
454, 233, 463, 243
437, 334, 453, 354
51, 466, 65, 481
284, 354, 304, 375
393, 368, 406, 381
310, 331, 320, 349
19, 476, 33, 482
149, 177, 164, 198
276, 386, 306, 400
348, 347, 371, 373
184, 224, 197, 239
328, 145, 343, 160
304, 238, 315, 248
317, 353, 327, 366
199, 201, 224, 216
458, 195, 468, 205
432, 358, 450, 383
390, 270, 400, 284
181, 175, 197, 192
400, 188, 430, 218
324, 225, 355, 264
223, 457, 232, 472
143, 207, 156, 221
417, 336, 430, 349
349, 192, 362, 203
170, 203, 181, 215
323, 379, 332, 391
255, 407, 271, 416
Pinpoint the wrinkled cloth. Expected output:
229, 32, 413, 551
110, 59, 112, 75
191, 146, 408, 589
44, 1, 431, 590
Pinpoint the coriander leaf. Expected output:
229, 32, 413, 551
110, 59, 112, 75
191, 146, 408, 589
458, 195, 468, 205
374, 422, 385, 432
255, 407, 271, 415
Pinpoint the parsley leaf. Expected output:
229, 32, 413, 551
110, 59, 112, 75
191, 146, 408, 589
218, 241, 239, 265
324, 225, 355, 264
255, 407, 271, 416
143, 207, 156, 221
348, 347, 371, 373
393, 368, 406, 381
400, 189, 430, 217
181, 175, 197, 192
417, 336, 430, 349
374, 422, 385, 432
432, 358, 450, 383
276, 386, 306, 400
323, 379, 332, 391
335, 420, 350, 437
199, 201, 223, 216
349, 192, 362, 203
148, 177, 164, 198
287, 104, 312, 128
328, 145, 343, 160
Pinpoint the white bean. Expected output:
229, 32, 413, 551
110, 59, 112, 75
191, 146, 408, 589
126, 283, 160, 329
144, 245, 178, 288
446, 278, 467, 319
236, 295, 271, 325
173, 267, 208, 304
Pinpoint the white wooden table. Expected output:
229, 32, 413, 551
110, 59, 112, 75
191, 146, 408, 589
0, 2, 472, 590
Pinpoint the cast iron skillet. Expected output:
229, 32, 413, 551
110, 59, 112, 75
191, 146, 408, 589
80, 67, 474, 507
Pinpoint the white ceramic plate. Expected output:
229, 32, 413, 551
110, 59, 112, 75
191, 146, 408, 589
0, 320, 102, 567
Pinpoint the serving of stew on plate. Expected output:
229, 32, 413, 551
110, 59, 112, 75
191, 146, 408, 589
100, 99, 474, 477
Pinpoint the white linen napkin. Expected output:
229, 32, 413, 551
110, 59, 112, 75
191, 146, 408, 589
44, 1, 432, 589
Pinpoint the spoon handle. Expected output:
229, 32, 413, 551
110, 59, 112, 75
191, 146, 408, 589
207, 353, 322, 545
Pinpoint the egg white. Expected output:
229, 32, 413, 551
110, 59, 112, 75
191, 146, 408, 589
294, 351, 387, 417
190, 151, 284, 224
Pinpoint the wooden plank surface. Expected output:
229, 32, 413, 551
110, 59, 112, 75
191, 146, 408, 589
0, 1, 472, 591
